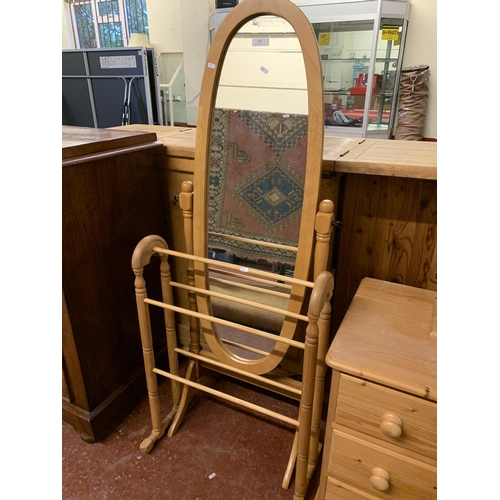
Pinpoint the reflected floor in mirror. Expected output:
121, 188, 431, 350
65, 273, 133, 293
209, 262, 290, 360
62, 363, 321, 499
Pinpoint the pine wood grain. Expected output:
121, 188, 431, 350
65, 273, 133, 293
328, 278, 437, 400
303, 278, 437, 500
328, 429, 437, 499
335, 139, 436, 180
331, 175, 437, 335
336, 375, 437, 461
325, 477, 379, 499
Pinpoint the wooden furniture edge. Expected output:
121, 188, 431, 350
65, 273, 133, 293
62, 126, 159, 160
63, 347, 169, 442
334, 161, 437, 180
62, 141, 164, 167
324, 361, 437, 402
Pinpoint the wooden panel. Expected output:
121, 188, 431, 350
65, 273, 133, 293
62, 369, 70, 402
62, 291, 88, 409
62, 140, 167, 414
326, 477, 378, 500
336, 375, 436, 461
158, 168, 194, 321
328, 429, 437, 499
331, 175, 437, 334
161, 155, 196, 173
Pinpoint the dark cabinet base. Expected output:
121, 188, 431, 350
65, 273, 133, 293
62, 348, 168, 442
62, 126, 169, 441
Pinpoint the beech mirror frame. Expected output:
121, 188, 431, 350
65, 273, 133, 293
192, 0, 324, 375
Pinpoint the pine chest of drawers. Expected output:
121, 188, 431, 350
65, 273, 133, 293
317, 278, 437, 499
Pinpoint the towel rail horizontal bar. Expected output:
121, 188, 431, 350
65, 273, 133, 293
152, 246, 314, 288
144, 298, 305, 349
170, 281, 308, 322
174, 348, 302, 396
210, 275, 291, 297
209, 268, 292, 292
152, 367, 300, 427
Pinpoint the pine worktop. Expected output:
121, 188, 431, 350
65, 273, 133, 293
108, 124, 437, 180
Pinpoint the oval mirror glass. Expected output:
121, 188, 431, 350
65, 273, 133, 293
192, 2, 324, 375
209, 16, 307, 360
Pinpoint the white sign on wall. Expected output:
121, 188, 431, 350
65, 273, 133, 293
99, 56, 137, 69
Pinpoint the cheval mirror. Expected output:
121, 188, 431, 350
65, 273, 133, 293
132, 1, 334, 498
191, 0, 328, 376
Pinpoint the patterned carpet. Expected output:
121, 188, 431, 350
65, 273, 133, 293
208, 108, 309, 265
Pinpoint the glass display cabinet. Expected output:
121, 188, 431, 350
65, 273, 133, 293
298, 0, 411, 138
209, 0, 410, 139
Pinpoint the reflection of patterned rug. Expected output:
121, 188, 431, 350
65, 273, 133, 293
208, 108, 308, 264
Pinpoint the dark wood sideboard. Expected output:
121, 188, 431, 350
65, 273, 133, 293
62, 126, 170, 442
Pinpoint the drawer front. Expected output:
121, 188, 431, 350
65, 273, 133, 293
329, 429, 437, 500
336, 374, 436, 461
326, 477, 378, 499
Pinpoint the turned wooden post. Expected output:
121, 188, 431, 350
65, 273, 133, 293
308, 290, 332, 475
308, 200, 335, 471
313, 200, 334, 280
294, 272, 334, 500
160, 255, 181, 407
133, 264, 163, 454
179, 181, 201, 360
132, 235, 179, 453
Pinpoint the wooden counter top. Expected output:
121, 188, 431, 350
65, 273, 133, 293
109, 124, 437, 180
335, 138, 437, 180
62, 125, 160, 160
108, 124, 197, 159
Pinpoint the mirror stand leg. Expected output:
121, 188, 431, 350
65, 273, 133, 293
282, 430, 299, 489
167, 359, 197, 437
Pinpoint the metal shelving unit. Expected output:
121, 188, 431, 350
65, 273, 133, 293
298, 0, 411, 138
209, 0, 410, 139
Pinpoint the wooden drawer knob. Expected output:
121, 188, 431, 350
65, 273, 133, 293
380, 413, 403, 438
370, 467, 391, 492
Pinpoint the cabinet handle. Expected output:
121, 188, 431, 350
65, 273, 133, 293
380, 413, 403, 438
370, 467, 391, 492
